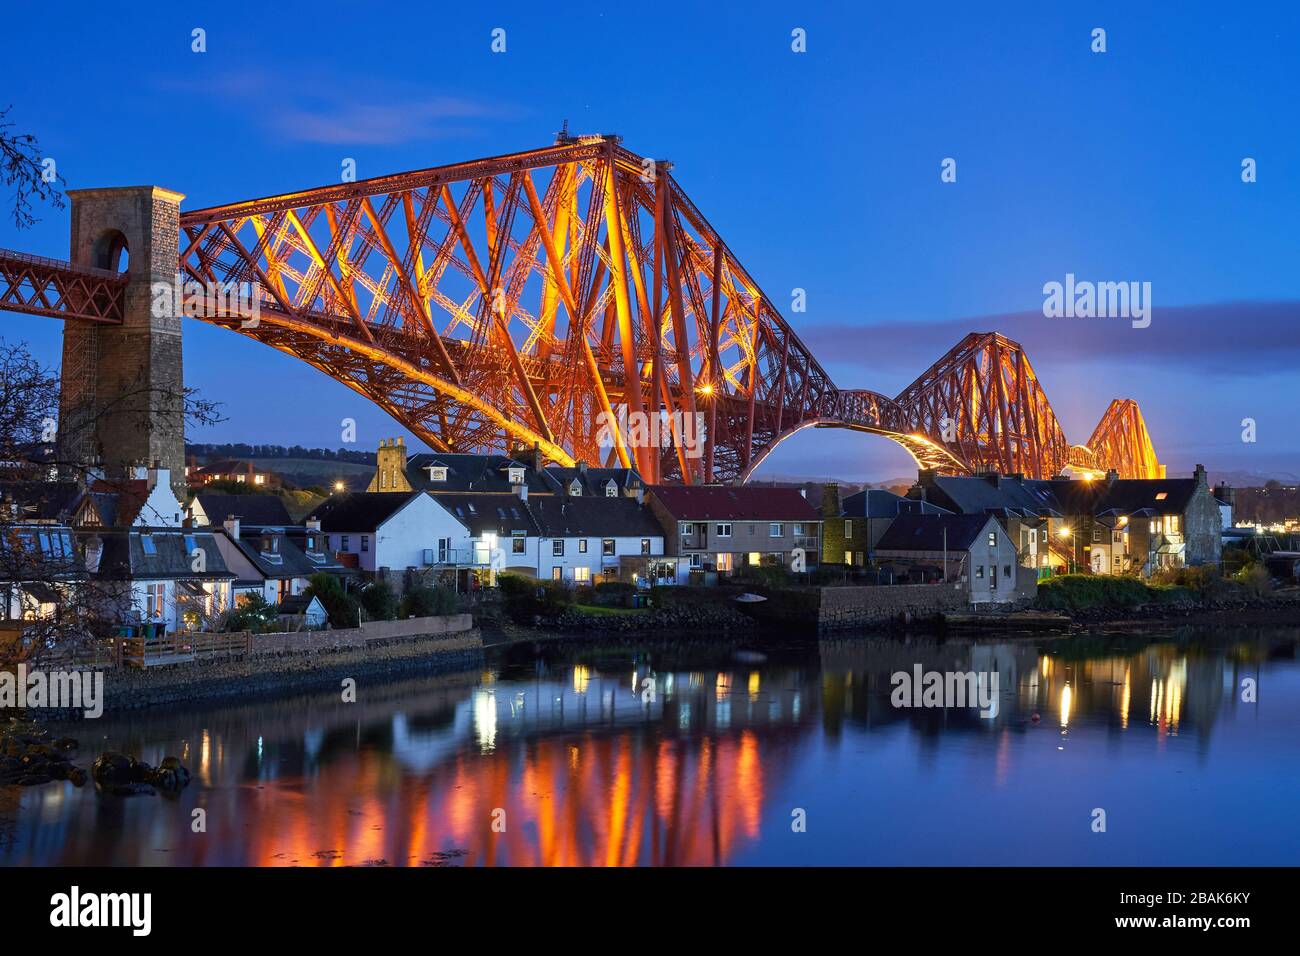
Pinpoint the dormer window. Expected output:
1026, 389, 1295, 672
569, 479, 583, 496
508, 467, 525, 485
427, 466, 448, 482
605, 480, 618, 497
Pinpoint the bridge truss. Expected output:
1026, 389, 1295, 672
0, 137, 1164, 481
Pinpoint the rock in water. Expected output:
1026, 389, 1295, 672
91, 752, 135, 787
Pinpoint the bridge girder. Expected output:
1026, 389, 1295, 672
0, 140, 1165, 483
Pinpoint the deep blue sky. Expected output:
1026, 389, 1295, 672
2, 1, 1298, 481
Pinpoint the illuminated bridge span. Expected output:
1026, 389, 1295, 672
0, 136, 1162, 482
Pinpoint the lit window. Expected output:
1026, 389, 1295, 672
579, 539, 588, 554
641, 539, 651, 555
988, 532, 997, 547
574, 566, 590, 582
551, 567, 562, 581
429, 466, 448, 482
511, 535, 526, 554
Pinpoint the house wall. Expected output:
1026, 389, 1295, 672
876, 520, 1020, 604
535, 535, 664, 584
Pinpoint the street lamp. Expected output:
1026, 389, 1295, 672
1057, 525, 1077, 574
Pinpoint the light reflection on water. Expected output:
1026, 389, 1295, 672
2, 625, 1298, 866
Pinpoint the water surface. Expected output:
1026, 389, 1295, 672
3, 625, 1298, 866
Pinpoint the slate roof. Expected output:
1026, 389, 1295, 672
650, 485, 820, 522
842, 488, 951, 519
87, 529, 235, 581
307, 492, 420, 532
920, 474, 1205, 519
542, 466, 643, 497
876, 513, 999, 553
195, 493, 293, 528
405, 453, 553, 494
225, 530, 323, 580
277, 594, 323, 616
525, 495, 662, 538
433, 493, 539, 537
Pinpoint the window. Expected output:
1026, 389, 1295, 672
551, 567, 562, 580
716, 552, 733, 572
380, 471, 388, 489
508, 467, 525, 485
569, 479, 583, 496
553, 539, 565, 556
1003, 565, 1012, 578
144, 582, 165, 620
141, 534, 157, 556
1113, 532, 1123, 544
844, 519, 853, 538
1092, 528, 1102, 542
574, 567, 590, 582
341, 535, 350, 551
579, 539, 588, 554
748, 525, 755, 535
769, 523, 784, 537
602, 539, 615, 556
605, 481, 618, 497
641, 538, 651, 555
1155, 491, 1168, 501
1041, 528, 1047, 541
987, 532, 997, 547
716, 523, 732, 537
512, 535, 526, 554
361, 535, 369, 553
844, 551, 852, 565
437, 537, 450, 563
689, 553, 703, 568
793, 523, 805, 536
428, 466, 447, 482
975, 566, 984, 578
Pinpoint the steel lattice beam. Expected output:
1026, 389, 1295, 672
0, 140, 1165, 482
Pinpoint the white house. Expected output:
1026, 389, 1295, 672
524, 495, 666, 585
428, 492, 543, 581
874, 513, 1023, 604
308, 491, 463, 574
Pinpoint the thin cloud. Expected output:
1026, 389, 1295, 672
798, 301, 1300, 382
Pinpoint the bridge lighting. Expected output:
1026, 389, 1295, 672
697, 383, 714, 397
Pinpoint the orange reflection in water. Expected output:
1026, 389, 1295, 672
234, 728, 770, 867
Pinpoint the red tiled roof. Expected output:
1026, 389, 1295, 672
649, 485, 820, 521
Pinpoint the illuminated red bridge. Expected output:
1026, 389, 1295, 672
0, 136, 1162, 482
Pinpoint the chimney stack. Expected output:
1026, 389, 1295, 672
224, 516, 241, 539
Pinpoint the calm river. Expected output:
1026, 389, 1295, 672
3, 625, 1299, 866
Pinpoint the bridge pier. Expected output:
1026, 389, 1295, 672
58, 186, 186, 495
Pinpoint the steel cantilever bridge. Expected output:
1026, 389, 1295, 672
0, 134, 1162, 483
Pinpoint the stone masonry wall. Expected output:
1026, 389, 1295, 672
96, 615, 481, 712
816, 582, 972, 629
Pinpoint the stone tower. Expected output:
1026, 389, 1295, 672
59, 187, 186, 496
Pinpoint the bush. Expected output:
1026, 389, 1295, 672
591, 581, 635, 606
222, 593, 279, 633
304, 572, 360, 628
1034, 574, 1157, 612
497, 572, 572, 622
360, 582, 399, 621
1233, 563, 1272, 598
398, 585, 460, 617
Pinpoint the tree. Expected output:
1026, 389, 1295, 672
0, 106, 65, 229
359, 581, 398, 621
303, 572, 359, 628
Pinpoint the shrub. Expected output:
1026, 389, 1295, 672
592, 581, 635, 606
497, 572, 572, 622
1034, 574, 1156, 612
222, 593, 279, 633
1233, 563, 1272, 598
398, 585, 460, 617
360, 582, 399, 621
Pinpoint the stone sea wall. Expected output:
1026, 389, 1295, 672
96, 615, 483, 713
